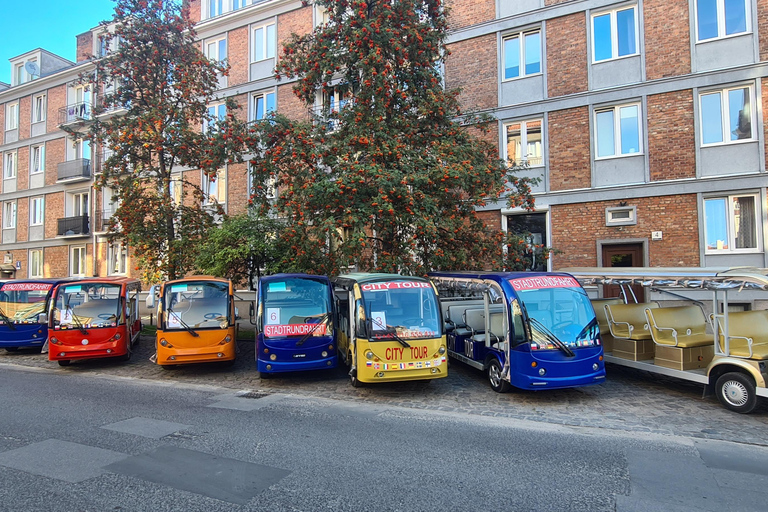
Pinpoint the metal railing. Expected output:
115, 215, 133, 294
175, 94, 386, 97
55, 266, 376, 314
58, 102, 92, 125
57, 215, 90, 236
57, 159, 91, 181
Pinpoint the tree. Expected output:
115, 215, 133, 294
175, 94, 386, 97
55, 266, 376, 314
195, 212, 284, 288
66, 0, 244, 282
246, 0, 535, 276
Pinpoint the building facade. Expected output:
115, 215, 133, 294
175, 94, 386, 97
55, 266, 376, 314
1, 0, 766, 279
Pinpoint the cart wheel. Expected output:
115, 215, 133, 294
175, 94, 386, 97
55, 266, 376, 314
487, 359, 510, 393
716, 372, 757, 414
58, 360, 71, 367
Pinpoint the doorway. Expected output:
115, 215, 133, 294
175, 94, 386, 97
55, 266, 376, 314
601, 243, 645, 302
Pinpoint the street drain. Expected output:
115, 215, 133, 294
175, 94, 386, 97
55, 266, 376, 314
239, 391, 271, 399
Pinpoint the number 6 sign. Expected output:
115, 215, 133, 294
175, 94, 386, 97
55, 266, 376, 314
266, 308, 280, 325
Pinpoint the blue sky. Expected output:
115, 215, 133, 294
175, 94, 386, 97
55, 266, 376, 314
0, 0, 117, 84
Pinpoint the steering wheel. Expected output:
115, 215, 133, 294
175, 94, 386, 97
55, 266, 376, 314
98, 313, 114, 320
552, 321, 572, 330
204, 312, 222, 320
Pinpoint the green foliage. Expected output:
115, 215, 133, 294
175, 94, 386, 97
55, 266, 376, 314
195, 212, 284, 288
65, 0, 245, 282
246, 0, 536, 275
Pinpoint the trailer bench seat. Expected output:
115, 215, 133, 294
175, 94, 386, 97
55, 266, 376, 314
716, 310, 768, 360
605, 302, 658, 340
591, 298, 623, 352
644, 305, 713, 348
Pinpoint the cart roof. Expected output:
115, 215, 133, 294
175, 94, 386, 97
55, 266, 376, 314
561, 267, 768, 291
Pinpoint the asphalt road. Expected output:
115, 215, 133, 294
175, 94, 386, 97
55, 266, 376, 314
1, 363, 768, 511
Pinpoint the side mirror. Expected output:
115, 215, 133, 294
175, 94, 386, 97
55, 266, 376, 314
145, 285, 157, 309
37, 313, 48, 324
234, 307, 240, 320
249, 302, 256, 325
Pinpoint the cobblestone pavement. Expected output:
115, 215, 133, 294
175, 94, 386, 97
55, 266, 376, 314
3, 335, 767, 446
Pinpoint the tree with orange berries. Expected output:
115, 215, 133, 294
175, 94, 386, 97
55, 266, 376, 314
66, 0, 244, 281
246, 0, 536, 275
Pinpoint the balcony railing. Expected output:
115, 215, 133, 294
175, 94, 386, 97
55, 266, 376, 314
57, 159, 91, 181
58, 102, 92, 125
94, 210, 115, 232
57, 215, 90, 237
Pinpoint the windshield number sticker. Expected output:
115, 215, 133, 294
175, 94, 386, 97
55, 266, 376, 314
167, 312, 182, 328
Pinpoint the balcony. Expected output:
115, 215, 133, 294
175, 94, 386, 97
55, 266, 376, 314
57, 215, 90, 237
59, 102, 92, 126
94, 210, 115, 233
57, 159, 91, 182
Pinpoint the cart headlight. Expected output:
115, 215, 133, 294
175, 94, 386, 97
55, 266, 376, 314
365, 350, 374, 360
438, 346, 446, 355
538, 368, 546, 376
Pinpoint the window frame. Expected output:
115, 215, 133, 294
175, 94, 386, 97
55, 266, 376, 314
252, 21, 277, 63
4, 152, 17, 179
3, 201, 17, 229
29, 249, 43, 278
108, 243, 128, 275
203, 168, 227, 206
698, 84, 754, 147
695, 0, 751, 43
504, 118, 544, 167
30, 197, 44, 226
31, 145, 45, 175
6, 103, 19, 131
205, 102, 227, 133
32, 94, 46, 124
591, 5, 639, 63
251, 90, 276, 122
593, 102, 643, 159
70, 245, 87, 277
703, 193, 762, 254
501, 29, 542, 81
205, 36, 227, 64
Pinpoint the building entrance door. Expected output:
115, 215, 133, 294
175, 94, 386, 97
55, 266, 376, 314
601, 243, 645, 302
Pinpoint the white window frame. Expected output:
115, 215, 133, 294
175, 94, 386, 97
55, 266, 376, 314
32, 94, 46, 124
501, 29, 542, 81
205, 102, 227, 133
703, 193, 762, 254
13, 63, 24, 86
31, 145, 45, 175
6, 103, 19, 130
29, 249, 43, 278
504, 119, 544, 167
205, 36, 227, 64
203, 168, 227, 205
252, 22, 276, 63
605, 206, 637, 226
251, 91, 276, 122
594, 102, 643, 159
30, 197, 44, 226
70, 246, 87, 277
698, 84, 754, 147
695, 0, 751, 42
591, 5, 639, 63
4, 152, 17, 179
69, 191, 89, 218
3, 202, 17, 229
108, 243, 128, 275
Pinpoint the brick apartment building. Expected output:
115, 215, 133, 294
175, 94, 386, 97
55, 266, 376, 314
1, 0, 766, 280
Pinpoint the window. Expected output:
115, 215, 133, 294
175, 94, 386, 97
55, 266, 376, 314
71, 192, 89, 217
252, 23, 276, 62
31, 145, 45, 174
3, 202, 17, 229
595, 103, 642, 158
696, 0, 749, 41
205, 103, 227, 133
592, 6, 638, 62
506, 212, 548, 272
505, 119, 543, 166
4, 152, 17, 179
203, 169, 227, 205
108, 244, 127, 275
73, 139, 92, 160
14, 63, 24, 86
30, 197, 44, 226
502, 30, 541, 80
32, 94, 46, 123
699, 85, 752, 145
606, 206, 637, 226
205, 37, 227, 64
6, 103, 19, 130
704, 194, 759, 252
168, 174, 182, 206
208, 0, 223, 17
252, 91, 276, 121
70, 246, 87, 277
29, 250, 43, 278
